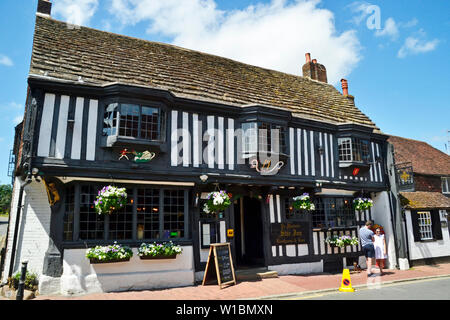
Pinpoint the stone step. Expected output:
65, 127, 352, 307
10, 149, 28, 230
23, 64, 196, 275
236, 268, 278, 281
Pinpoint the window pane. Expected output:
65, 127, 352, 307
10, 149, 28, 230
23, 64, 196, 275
140, 106, 160, 140
109, 186, 133, 240
163, 190, 185, 239
311, 197, 355, 228
137, 188, 160, 239
103, 103, 118, 136
119, 104, 139, 137
63, 185, 75, 241
79, 185, 104, 240
338, 138, 352, 161
242, 122, 258, 155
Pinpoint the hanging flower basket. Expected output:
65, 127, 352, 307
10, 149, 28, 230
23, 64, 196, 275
292, 193, 315, 211
202, 190, 232, 215
86, 242, 133, 264
94, 185, 127, 215
353, 197, 373, 211
325, 235, 359, 248
138, 241, 182, 260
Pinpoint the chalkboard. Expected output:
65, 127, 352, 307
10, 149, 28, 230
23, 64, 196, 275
270, 222, 310, 245
202, 243, 236, 289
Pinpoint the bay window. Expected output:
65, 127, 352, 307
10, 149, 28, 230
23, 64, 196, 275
338, 137, 370, 163
241, 122, 287, 158
103, 102, 166, 146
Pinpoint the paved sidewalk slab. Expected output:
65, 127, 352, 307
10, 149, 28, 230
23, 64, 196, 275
34, 263, 450, 300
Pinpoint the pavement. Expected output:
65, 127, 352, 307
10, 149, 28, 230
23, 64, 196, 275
32, 262, 450, 300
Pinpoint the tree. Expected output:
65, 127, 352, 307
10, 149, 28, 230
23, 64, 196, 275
0, 184, 12, 215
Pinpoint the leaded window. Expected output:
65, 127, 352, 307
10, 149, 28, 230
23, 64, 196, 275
241, 122, 287, 157
311, 197, 355, 228
338, 137, 370, 163
79, 185, 104, 240
417, 211, 433, 240
103, 103, 166, 141
63, 184, 188, 242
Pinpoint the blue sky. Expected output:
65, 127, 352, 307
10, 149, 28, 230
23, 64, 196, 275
0, 0, 449, 185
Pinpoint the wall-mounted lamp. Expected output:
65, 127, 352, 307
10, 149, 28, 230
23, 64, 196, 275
199, 174, 208, 183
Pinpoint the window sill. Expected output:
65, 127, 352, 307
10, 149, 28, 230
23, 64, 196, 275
104, 135, 167, 153
62, 239, 193, 249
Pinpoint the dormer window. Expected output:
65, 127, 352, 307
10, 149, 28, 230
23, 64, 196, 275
241, 122, 287, 158
338, 137, 370, 163
103, 102, 166, 148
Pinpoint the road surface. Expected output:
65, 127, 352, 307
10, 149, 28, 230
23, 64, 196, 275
284, 276, 450, 300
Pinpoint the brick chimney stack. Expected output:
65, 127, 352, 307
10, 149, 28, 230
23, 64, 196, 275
302, 53, 328, 83
341, 78, 355, 104
37, 0, 52, 16
341, 79, 349, 96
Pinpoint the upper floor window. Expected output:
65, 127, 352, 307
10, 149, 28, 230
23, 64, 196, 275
103, 103, 166, 141
442, 177, 450, 194
241, 122, 287, 158
338, 137, 370, 163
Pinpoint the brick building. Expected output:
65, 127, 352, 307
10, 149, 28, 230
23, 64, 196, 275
388, 135, 450, 266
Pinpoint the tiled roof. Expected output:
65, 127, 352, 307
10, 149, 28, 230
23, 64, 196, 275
388, 135, 450, 176
29, 15, 379, 129
400, 191, 450, 209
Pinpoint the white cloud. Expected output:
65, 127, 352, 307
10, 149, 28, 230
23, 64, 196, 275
0, 54, 13, 67
107, 0, 362, 85
400, 18, 418, 28
397, 30, 439, 58
1, 101, 23, 110
52, 0, 99, 26
375, 17, 399, 40
13, 116, 23, 125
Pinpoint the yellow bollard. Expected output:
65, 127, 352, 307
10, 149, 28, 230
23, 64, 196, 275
339, 268, 355, 292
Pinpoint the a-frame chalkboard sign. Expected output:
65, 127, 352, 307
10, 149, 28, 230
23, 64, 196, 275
202, 243, 236, 289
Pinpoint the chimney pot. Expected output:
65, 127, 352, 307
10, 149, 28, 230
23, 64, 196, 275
37, 0, 52, 15
312, 59, 317, 64
341, 79, 349, 96
305, 53, 311, 63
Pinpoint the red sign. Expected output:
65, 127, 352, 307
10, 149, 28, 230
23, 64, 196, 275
352, 168, 360, 176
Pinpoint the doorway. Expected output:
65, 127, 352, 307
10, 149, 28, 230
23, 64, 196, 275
234, 196, 265, 267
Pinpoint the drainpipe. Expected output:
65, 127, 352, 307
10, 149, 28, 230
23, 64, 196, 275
387, 190, 400, 269
401, 209, 411, 265
7, 177, 32, 279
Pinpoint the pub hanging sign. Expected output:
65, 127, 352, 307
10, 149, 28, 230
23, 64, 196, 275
270, 222, 310, 245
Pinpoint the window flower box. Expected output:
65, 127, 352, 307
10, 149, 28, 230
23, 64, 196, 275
86, 242, 133, 264
138, 241, 182, 260
325, 235, 359, 248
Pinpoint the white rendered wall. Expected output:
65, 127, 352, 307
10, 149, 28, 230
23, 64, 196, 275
2, 178, 51, 283
58, 246, 195, 296
405, 210, 450, 261
370, 191, 397, 269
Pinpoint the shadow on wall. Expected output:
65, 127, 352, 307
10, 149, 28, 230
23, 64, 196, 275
12, 181, 51, 277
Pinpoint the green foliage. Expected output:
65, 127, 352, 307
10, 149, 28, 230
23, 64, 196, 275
86, 242, 133, 262
8, 271, 39, 291
138, 241, 183, 257
0, 184, 12, 214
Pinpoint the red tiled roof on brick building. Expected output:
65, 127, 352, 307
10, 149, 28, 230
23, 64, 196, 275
388, 135, 450, 176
